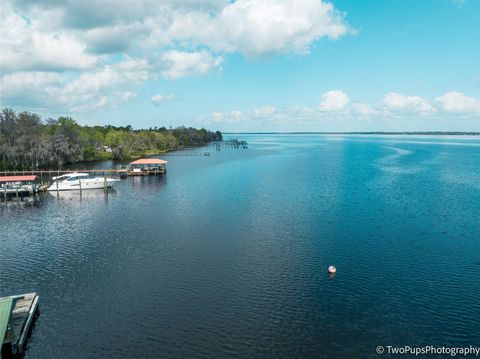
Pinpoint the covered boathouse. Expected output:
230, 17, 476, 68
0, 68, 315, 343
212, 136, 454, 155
128, 158, 168, 176
0, 175, 39, 197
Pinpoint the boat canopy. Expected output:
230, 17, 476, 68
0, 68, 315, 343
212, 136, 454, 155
129, 158, 168, 165
0, 175, 38, 182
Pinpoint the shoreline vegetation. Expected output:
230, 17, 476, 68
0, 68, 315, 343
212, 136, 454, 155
0, 108, 222, 170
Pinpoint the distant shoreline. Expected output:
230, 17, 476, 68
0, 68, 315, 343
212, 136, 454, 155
224, 132, 480, 136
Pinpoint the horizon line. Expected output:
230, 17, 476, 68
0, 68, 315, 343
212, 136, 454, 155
222, 131, 480, 135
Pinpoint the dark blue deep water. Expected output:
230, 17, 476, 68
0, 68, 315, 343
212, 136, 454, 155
1, 134, 479, 358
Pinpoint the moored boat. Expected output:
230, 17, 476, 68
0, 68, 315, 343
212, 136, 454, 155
47, 173, 120, 191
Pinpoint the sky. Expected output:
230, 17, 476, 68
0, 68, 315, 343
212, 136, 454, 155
0, 0, 479, 132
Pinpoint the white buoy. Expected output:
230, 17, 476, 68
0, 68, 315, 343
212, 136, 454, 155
328, 265, 336, 274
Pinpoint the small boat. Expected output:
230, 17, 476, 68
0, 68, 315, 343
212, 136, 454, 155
47, 173, 120, 191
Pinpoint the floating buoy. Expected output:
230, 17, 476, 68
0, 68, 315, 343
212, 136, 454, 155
328, 265, 336, 274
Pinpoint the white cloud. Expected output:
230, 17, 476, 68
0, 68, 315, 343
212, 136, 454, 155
169, 0, 350, 57
0, 71, 64, 92
151, 94, 175, 105
3, 0, 478, 129
319, 90, 349, 111
0, 71, 65, 108
55, 59, 149, 112
160, 50, 223, 80
382, 92, 436, 114
1, 0, 351, 112
203, 90, 480, 126
54, 58, 148, 92
435, 92, 480, 114
2, 0, 349, 70
0, 9, 97, 72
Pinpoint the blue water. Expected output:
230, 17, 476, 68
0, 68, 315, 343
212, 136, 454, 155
1, 134, 479, 358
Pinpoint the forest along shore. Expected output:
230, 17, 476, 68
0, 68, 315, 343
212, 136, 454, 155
0, 108, 222, 170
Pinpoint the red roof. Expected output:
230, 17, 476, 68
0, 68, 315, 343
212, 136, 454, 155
0, 175, 38, 182
129, 158, 168, 165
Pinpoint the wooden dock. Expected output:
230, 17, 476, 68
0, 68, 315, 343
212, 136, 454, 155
210, 139, 248, 150
1, 293, 39, 357
0, 169, 127, 177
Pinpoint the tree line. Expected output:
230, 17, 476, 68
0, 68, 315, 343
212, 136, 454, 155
0, 108, 222, 170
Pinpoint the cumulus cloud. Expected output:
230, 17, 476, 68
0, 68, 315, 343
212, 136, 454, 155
0, 5, 98, 72
435, 92, 480, 114
0, 71, 65, 108
3, 0, 350, 66
319, 90, 349, 111
169, 0, 350, 57
161, 50, 223, 80
151, 94, 175, 105
0, 71, 64, 93
1, 0, 351, 112
13, 0, 349, 57
203, 90, 480, 126
0, 59, 148, 112
382, 92, 436, 114
48, 59, 150, 112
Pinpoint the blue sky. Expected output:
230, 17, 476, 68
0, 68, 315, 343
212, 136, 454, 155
1, 0, 479, 131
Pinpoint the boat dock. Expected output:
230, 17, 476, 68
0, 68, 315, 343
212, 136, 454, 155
0, 158, 170, 179
1, 293, 39, 357
0, 169, 128, 177
0, 142, 247, 198
211, 139, 248, 150
0, 176, 40, 200
127, 158, 168, 176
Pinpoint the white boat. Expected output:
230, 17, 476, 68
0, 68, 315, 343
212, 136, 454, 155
47, 173, 120, 191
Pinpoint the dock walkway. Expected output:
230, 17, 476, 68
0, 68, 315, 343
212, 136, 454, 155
1, 293, 39, 357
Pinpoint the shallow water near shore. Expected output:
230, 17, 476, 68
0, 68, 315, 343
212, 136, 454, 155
1, 134, 479, 358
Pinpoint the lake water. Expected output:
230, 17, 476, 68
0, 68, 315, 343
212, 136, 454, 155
1, 134, 479, 358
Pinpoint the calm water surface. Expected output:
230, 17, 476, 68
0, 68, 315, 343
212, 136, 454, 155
1, 134, 479, 358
